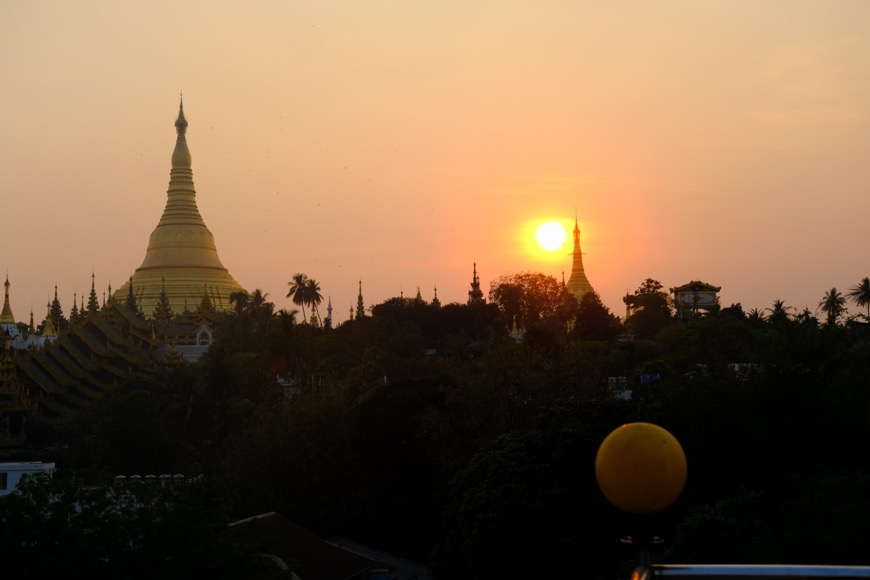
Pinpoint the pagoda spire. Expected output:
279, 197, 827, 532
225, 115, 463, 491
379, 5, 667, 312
41, 302, 57, 337
87, 273, 100, 313
0, 275, 15, 324
468, 262, 485, 304
356, 281, 365, 320
50, 285, 64, 331
70, 293, 80, 324
566, 212, 594, 302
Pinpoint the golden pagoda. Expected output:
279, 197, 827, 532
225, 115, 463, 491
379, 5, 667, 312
114, 99, 245, 316
566, 214, 594, 302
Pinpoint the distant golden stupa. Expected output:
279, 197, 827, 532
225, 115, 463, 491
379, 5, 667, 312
114, 99, 245, 316
566, 215, 594, 302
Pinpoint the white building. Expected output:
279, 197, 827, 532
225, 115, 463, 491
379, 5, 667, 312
0, 462, 56, 496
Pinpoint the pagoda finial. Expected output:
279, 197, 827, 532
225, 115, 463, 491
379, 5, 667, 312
176, 93, 188, 136
171, 94, 192, 170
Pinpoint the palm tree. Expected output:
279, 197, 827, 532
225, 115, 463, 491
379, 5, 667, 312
229, 290, 249, 316
304, 278, 323, 326
819, 287, 846, 326
765, 299, 793, 325
287, 273, 310, 323
846, 277, 870, 320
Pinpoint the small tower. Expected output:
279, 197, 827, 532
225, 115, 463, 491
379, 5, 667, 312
87, 273, 100, 314
70, 293, 80, 324
566, 213, 594, 302
355, 281, 365, 320
0, 276, 15, 324
41, 303, 57, 338
432, 286, 441, 308
468, 262, 485, 305
326, 296, 333, 328
125, 276, 139, 313
50, 285, 65, 331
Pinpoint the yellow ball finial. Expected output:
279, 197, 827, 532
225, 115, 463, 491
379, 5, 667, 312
595, 422, 687, 514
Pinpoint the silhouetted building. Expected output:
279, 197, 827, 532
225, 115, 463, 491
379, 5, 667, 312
671, 281, 721, 321
468, 262, 485, 304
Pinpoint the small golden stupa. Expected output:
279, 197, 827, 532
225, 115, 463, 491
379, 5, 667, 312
114, 99, 245, 317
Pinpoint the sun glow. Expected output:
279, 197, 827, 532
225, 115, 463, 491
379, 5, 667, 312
535, 221, 568, 252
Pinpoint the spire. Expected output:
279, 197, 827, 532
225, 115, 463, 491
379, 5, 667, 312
153, 277, 173, 322
326, 296, 333, 328
87, 273, 100, 313
41, 302, 57, 337
172, 95, 191, 169
356, 280, 365, 320
70, 293, 80, 324
0, 275, 15, 324
125, 276, 139, 314
566, 213, 594, 302
468, 262, 485, 304
50, 285, 65, 331
114, 98, 245, 317
432, 285, 441, 308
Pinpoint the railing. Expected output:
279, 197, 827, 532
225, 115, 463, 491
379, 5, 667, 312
635, 565, 870, 579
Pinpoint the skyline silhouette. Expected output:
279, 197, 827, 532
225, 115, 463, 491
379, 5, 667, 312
1, 1, 868, 321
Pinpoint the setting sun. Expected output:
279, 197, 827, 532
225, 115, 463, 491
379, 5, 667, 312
535, 221, 568, 252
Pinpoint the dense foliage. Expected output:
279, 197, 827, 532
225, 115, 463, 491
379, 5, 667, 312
9, 278, 870, 578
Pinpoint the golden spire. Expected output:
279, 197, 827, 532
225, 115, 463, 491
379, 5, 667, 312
566, 213, 594, 302
114, 98, 245, 316
0, 275, 15, 324
41, 302, 57, 337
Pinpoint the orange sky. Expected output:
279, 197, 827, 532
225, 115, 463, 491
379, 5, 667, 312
2, 1, 869, 323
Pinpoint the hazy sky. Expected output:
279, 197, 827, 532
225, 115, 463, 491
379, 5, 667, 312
2, 1, 868, 323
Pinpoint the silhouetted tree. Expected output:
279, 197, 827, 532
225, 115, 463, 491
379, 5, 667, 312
489, 272, 576, 330
305, 277, 324, 326
846, 277, 870, 320
623, 278, 673, 339
765, 299, 793, 326
287, 273, 310, 323
572, 290, 621, 341
819, 288, 847, 326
